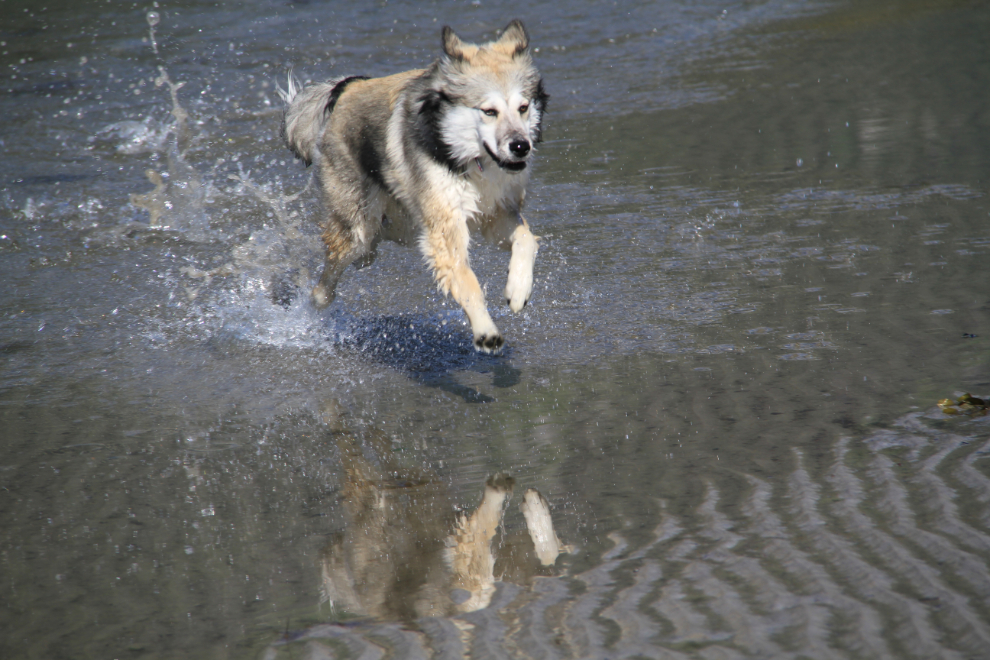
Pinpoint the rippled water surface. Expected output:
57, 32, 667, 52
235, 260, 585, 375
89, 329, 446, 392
3, 0, 990, 658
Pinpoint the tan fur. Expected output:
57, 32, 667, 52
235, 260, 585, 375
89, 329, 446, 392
280, 21, 546, 353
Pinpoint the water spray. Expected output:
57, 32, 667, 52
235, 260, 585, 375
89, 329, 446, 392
146, 10, 160, 56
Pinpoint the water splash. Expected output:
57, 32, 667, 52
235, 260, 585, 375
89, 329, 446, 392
146, 10, 161, 56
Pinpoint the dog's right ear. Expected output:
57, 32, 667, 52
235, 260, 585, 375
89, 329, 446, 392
442, 25, 466, 60
495, 19, 529, 55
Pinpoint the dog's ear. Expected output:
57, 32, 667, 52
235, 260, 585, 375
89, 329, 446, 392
442, 25, 466, 60
494, 19, 529, 55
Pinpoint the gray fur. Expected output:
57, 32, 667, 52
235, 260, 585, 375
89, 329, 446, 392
280, 77, 346, 166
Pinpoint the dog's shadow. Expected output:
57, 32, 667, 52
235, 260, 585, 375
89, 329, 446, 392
324, 311, 521, 403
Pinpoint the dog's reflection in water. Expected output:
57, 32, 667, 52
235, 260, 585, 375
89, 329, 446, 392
320, 416, 568, 622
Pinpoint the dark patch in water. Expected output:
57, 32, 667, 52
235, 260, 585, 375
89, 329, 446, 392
13, 173, 98, 186
4, 79, 78, 96
0, 341, 35, 355
270, 269, 301, 309
325, 312, 521, 403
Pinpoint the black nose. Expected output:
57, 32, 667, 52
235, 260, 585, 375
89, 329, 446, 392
509, 139, 531, 157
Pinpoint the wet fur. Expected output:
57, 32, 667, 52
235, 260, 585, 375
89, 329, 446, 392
279, 20, 547, 353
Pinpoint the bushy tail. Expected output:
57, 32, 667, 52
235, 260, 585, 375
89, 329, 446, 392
277, 72, 344, 167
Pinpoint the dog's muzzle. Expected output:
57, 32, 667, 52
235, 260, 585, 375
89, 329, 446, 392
484, 142, 528, 172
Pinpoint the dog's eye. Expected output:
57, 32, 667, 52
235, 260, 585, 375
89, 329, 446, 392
519, 104, 529, 114
482, 108, 498, 117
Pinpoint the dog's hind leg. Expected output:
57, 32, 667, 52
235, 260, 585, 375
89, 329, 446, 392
312, 245, 349, 309
312, 212, 375, 309
352, 227, 382, 270
480, 212, 539, 313
312, 180, 384, 308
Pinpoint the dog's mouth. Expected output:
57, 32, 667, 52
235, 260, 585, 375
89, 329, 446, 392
483, 143, 527, 172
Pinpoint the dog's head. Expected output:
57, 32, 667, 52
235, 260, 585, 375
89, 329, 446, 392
428, 20, 547, 174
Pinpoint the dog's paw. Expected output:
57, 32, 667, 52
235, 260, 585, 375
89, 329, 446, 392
486, 473, 516, 493
473, 332, 505, 354
311, 284, 334, 309
504, 268, 533, 313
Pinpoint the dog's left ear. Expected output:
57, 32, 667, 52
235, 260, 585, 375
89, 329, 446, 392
495, 19, 529, 55
442, 25, 466, 60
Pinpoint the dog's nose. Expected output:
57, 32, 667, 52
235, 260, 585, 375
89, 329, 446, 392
509, 139, 531, 157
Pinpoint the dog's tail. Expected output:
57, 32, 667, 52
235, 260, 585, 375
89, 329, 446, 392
278, 72, 366, 167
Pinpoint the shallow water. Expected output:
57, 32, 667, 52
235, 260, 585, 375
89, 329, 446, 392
3, 0, 990, 658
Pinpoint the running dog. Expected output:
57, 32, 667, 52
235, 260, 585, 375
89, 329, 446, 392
279, 20, 547, 353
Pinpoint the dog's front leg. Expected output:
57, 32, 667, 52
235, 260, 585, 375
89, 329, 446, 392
423, 214, 503, 353
504, 217, 539, 312
446, 473, 514, 612
481, 213, 539, 312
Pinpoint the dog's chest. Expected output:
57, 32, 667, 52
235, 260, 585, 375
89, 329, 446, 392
463, 168, 527, 218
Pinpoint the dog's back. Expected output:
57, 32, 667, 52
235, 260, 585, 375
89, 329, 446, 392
281, 71, 419, 174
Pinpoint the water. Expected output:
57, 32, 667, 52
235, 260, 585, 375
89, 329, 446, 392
2, 0, 990, 657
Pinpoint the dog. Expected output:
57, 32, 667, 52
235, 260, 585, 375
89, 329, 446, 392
279, 20, 547, 353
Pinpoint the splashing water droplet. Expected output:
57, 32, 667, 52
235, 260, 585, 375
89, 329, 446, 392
146, 11, 160, 27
